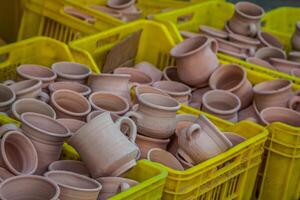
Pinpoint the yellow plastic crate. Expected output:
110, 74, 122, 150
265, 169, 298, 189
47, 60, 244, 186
153, 1, 300, 85
18, 0, 122, 43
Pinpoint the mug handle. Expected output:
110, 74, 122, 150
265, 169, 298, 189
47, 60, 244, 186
3, 80, 15, 86
125, 110, 143, 122
38, 92, 50, 103
209, 38, 219, 54
117, 182, 131, 193
288, 96, 300, 111
249, 23, 258, 37
186, 124, 201, 141
115, 117, 137, 143
0, 123, 20, 138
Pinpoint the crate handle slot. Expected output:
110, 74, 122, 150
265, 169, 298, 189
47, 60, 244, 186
63, 6, 96, 24
177, 13, 194, 24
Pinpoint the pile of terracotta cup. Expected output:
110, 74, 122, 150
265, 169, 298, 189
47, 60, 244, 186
181, 2, 300, 78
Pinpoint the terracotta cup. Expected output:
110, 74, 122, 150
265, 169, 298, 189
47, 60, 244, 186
257, 31, 283, 49
135, 134, 170, 159
177, 115, 232, 164
49, 81, 91, 97
199, 25, 229, 39
0, 175, 60, 200
88, 73, 132, 103
259, 107, 300, 126
135, 61, 162, 82
228, 2, 264, 37
96, 177, 138, 200
89, 92, 130, 115
86, 110, 120, 123
152, 80, 192, 105
11, 98, 56, 120
16, 64, 57, 89
45, 170, 102, 200
114, 67, 153, 85
162, 66, 181, 82
133, 85, 168, 104
125, 93, 181, 139
202, 90, 241, 123
147, 148, 184, 171
292, 21, 300, 51
170, 36, 219, 87
56, 118, 86, 134
255, 47, 286, 62
20, 112, 71, 174
0, 84, 16, 113
289, 51, 300, 63
209, 64, 253, 108
6, 80, 49, 102
215, 38, 252, 59
269, 58, 300, 74
50, 89, 91, 120
228, 33, 260, 50
246, 57, 275, 70
69, 112, 139, 178
0, 131, 38, 175
48, 160, 90, 177
253, 79, 292, 112
51, 62, 91, 84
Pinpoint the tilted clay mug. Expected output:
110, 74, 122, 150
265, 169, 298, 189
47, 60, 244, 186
292, 21, 300, 51
56, 118, 86, 135
135, 61, 162, 82
255, 47, 286, 62
0, 84, 16, 113
269, 58, 300, 74
177, 115, 232, 164
125, 93, 181, 139
228, 2, 264, 37
114, 67, 153, 85
170, 36, 219, 87
48, 160, 90, 176
259, 107, 300, 126
133, 85, 168, 105
69, 112, 139, 178
257, 31, 283, 49
48, 81, 91, 97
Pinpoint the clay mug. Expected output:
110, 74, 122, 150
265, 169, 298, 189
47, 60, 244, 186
228, 33, 260, 50
257, 31, 283, 49
292, 21, 300, 51
259, 107, 300, 127
202, 90, 241, 123
147, 148, 184, 171
253, 79, 292, 112
56, 118, 86, 134
0, 175, 60, 200
153, 80, 192, 105
177, 115, 232, 164
48, 160, 90, 177
216, 39, 249, 60
170, 36, 219, 87
11, 98, 56, 120
96, 177, 138, 200
228, 2, 264, 37
289, 51, 300, 63
246, 57, 276, 70
45, 170, 102, 200
269, 58, 300, 74
162, 66, 181, 82
125, 93, 181, 139
133, 85, 168, 105
20, 112, 71, 174
51, 62, 91, 84
86, 110, 120, 123
68, 112, 139, 178
0, 131, 38, 175
49, 81, 91, 97
88, 73, 132, 103
5, 80, 49, 102
50, 89, 91, 120
209, 64, 253, 109
135, 61, 163, 82
16, 64, 57, 89
0, 84, 15, 113
114, 67, 153, 85
199, 25, 229, 39
89, 92, 130, 115
255, 47, 286, 62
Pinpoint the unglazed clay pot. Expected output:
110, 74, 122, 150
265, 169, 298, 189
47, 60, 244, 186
199, 25, 228, 39
228, 33, 260, 50
45, 170, 102, 200
50, 89, 91, 120
69, 112, 139, 177
257, 31, 283, 49
0, 175, 60, 200
135, 62, 162, 82
216, 38, 253, 59
88, 73, 132, 103
255, 47, 287, 62
135, 134, 170, 159
246, 57, 275, 70
162, 66, 181, 82
86, 110, 120, 123
0, 167, 14, 181
51, 62, 91, 84
0, 131, 38, 175
49, 81, 91, 97
152, 81, 192, 104
6, 80, 49, 102
96, 177, 138, 200
259, 107, 300, 126
16, 64, 57, 89
11, 98, 56, 120
125, 93, 181, 139
0, 84, 15, 113
289, 51, 300, 63
114, 67, 153, 85
177, 115, 232, 164
21, 112, 71, 174
134, 85, 168, 104
56, 118, 86, 134
48, 160, 90, 176
209, 64, 253, 108
269, 58, 300, 74
224, 132, 246, 146
292, 22, 300, 51
175, 152, 193, 169
202, 90, 241, 122
228, 2, 264, 37
147, 148, 184, 171
170, 36, 219, 87
253, 79, 292, 112
89, 92, 129, 115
